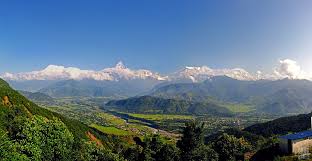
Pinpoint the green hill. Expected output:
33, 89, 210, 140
105, 95, 233, 116
151, 76, 312, 115
0, 78, 124, 160
244, 112, 312, 137
19, 90, 57, 105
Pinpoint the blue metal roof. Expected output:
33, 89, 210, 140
280, 130, 312, 140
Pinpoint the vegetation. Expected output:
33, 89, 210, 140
213, 133, 251, 161
177, 121, 218, 161
19, 90, 56, 106
223, 103, 255, 113
119, 121, 258, 161
0, 78, 125, 160
244, 112, 312, 137
152, 76, 312, 115
9, 75, 312, 160
90, 124, 132, 136
127, 113, 194, 121
105, 95, 233, 116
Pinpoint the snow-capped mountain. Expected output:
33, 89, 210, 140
1, 61, 167, 81
2, 59, 311, 98
1, 59, 309, 83
171, 66, 256, 82
101, 61, 167, 81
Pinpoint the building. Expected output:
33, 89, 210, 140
279, 117, 312, 154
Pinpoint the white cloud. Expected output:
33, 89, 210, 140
0, 62, 166, 81
2, 59, 312, 82
273, 59, 311, 80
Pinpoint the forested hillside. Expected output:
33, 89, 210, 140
105, 95, 232, 116
244, 112, 312, 137
0, 78, 124, 160
19, 90, 57, 105
151, 76, 312, 115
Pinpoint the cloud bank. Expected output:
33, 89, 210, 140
1, 62, 166, 81
1, 59, 311, 82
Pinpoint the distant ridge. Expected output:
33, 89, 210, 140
151, 76, 312, 115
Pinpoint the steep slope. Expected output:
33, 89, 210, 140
0, 78, 123, 160
105, 96, 232, 116
0, 78, 110, 140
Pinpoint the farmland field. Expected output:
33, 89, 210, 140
127, 113, 194, 121
42, 98, 277, 139
90, 124, 132, 136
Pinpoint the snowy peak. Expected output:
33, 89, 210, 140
102, 63, 167, 81
172, 66, 256, 82
115, 61, 126, 69
1, 59, 309, 82
1, 62, 166, 81
0, 64, 266, 82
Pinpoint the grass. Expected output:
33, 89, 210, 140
96, 112, 153, 136
97, 112, 126, 126
90, 124, 132, 136
127, 113, 194, 121
223, 103, 255, 113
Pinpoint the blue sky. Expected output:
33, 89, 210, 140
0, 0, 312, 74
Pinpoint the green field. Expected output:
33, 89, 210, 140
90, 124, 132, 136
223, 103, 255, 113
127, 113, 194, 121
97, 112, 126, 125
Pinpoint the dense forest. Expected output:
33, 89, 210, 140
0, 78, 125, 160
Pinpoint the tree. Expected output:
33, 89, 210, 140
155, 143, 179, 161
15, 115, 74, 161
213, 133, 251, 161
192, 145, 218, 161
0, 129, 30, 161
177, 121, 218, 161
122, 145, 142, 161
128, 135, 179, 161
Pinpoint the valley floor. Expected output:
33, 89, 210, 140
41, 97, 278, 140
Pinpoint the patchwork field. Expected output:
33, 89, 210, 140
42, 98, 276, 140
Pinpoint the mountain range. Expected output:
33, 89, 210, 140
3, 62, 312, 116
1, 61, 291, 84
0, 62, 255, 97
150, 76, 312, 115
0, 61, 301, 96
